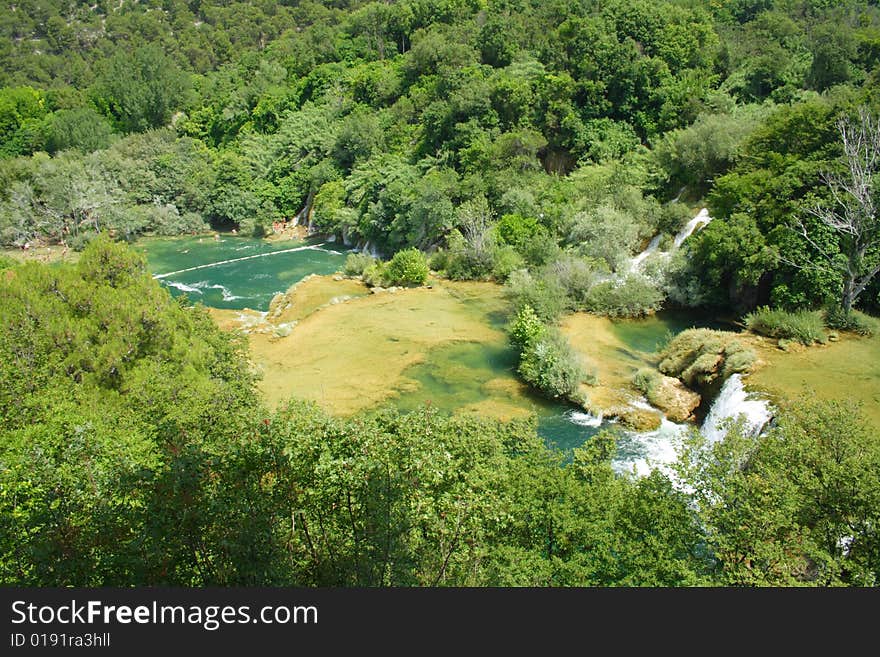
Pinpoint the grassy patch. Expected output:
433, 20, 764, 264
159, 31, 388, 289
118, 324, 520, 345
744, 306, 827, 345
824, 307, 878, 337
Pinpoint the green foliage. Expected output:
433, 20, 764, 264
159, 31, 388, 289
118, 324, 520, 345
362, 260, 387, 287
92, 45, 191, 133
568, 204, 643, 273
584, 275, 665, 318
745, 306, 827, 345
824, 307, 878, 336
658, 328, 756, 387
504, 268, 570, 322
651, 107, 766, 196
0, 86, 47, 157
632, 368, 664, 405
0, 237, 262, 584
509, 304, 545, 351
44, 107, 114, 154
678, 400, 880, 585
518, 329, 590, 400
343, 252, 375, 277
383, 248, 429, 286
685, 212, 778, 309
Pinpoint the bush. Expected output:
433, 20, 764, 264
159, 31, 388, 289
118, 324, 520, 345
384, 248, 429, 286
632, 368, 663, 403
745, 306, 827, 345
490, 244, 525, 281
509, 304, 545, 351
545, 255, 597, 310
362, 260, 386, 287
518, 329, 591, 400
343, 252, 375, 277
824, 307, 878, 337
659, 328, 755, 387
720, 337, 757, 378
443, 230, 495, 281
504, 268, 569, 322
584, 275, 664, 318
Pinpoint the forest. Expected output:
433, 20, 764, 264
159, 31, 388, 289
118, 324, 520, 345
1, 0, 880, 586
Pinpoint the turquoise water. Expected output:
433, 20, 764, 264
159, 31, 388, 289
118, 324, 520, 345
136, 234, 348, 311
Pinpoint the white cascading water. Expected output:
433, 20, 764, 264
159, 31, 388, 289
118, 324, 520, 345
700, 373, 773, 444
568, 409, 604, 428
612, 374, 773, 477
673, 207, 712, 248
628, 234, 663, 273
628, 207, 713, 273
614, 417, 690, 478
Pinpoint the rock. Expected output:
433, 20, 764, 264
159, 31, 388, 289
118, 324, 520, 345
268, 293, 288, 317
828, 331, 840, 342
273, 322, 296, 338
614, 407, 663, 432
649, 375, 701, 423
332, 274, 344, 281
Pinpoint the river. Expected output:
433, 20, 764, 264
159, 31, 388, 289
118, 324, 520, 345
137, 233, 764, 474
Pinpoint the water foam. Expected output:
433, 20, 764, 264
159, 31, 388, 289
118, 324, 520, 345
700, 373, 773, 443
614, 417, 690, 478
568, 410, 604, 427
162, 280, 203, 294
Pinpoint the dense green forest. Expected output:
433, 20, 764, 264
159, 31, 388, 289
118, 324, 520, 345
2, 1, 880, 587
2, 0, 880, 317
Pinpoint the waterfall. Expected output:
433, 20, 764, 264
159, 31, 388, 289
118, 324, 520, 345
628, 208, 713, 273
615, 417, 690, 478
700, 373, 773, 444
628, 234, 663, 273
568, 409, 603, 427
673, 208, 712, 248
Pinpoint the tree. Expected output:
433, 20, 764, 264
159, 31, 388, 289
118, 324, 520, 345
678, 399, 880, 585
792, 108, 880, 314
93, 45, 190, 133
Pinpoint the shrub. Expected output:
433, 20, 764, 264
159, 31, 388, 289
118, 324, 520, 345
584, 275, 664, 318
545, 255, 597, 310
443, 230, 495, 280
490, 244, 525, 281
745, 306, 827, 345
721, 348, 758, 378
632, 368, 663, 403
509, 304, 545, 351
343, 252, 375, 277
659, 328, 755, 387
518, 329, 591, 399
383, 248, 429, 286
362, 260, 386, 287
824, 307, 878, 337
568, 205, 640, 273
504, 268, 568, 322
